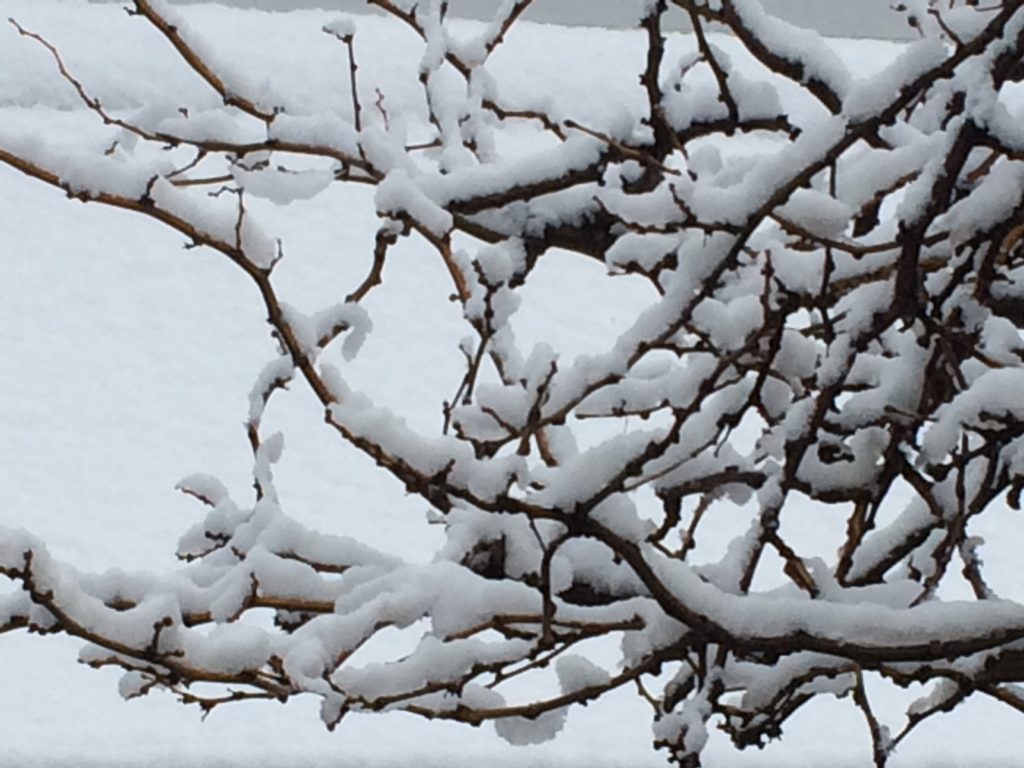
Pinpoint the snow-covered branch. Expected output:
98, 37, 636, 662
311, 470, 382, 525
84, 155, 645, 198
5, 1, 1024, 765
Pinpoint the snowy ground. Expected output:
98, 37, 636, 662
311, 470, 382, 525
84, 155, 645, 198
2, 2, 1023, 766
86, 0, 920, 40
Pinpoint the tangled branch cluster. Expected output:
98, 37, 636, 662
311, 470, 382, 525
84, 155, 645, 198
4, 0, 1024, 764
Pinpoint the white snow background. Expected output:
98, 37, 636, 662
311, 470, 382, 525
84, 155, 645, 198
2, 1, 1024, 765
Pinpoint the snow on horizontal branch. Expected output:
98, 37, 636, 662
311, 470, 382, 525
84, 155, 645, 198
6, 1, 1024, 767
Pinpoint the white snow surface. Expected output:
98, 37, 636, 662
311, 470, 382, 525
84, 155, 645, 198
2, 2, 1024, 767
